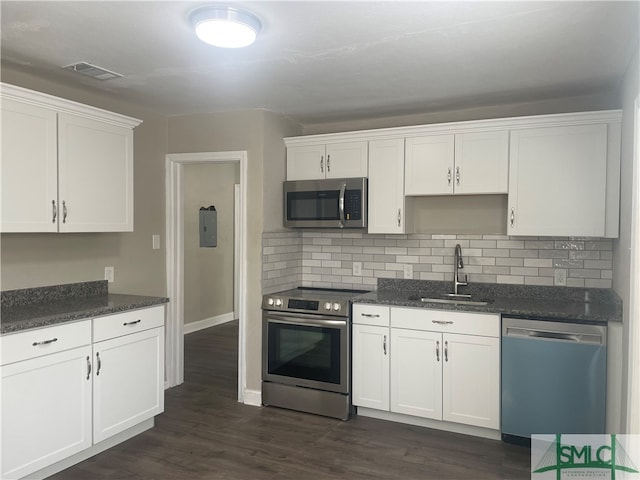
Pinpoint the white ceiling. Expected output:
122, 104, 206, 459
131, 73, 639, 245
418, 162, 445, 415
1, 1, 638, 124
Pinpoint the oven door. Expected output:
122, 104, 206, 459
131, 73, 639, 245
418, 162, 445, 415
262, 311, 349, 394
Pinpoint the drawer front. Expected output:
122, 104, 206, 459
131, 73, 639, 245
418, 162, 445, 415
391, 307, 500, 337
93, 305, 164, 342
0, 320, 92, 365
352, 304, 390, 326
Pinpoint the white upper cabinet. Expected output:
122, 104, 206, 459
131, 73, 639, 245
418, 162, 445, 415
508, 123, 612, 237
286, 141, 368, 180
57, 113, 133, 232
1, 98, 58, 232
405, 130, 508, 196
454, 131, 509, 194
368, 138, 406, 234
0, 83, 141, 233
405, 134, 455, 195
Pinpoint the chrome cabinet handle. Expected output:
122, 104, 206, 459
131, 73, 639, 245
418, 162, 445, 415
32, 337, 58, 346
86, 356, 92, 380
361, 313, 380, 318
62, 200, 68, 223
96, 352, 102, 376
432, 320, 454, 325
52, 200, 57, 223
436, 340, 440, 362
327, 154, 331, 173
510, 208, 515, 228
397, 208, 401, 227
456, 166, 460, 186
123, 319, 141, 326
447, 167, 452, 186
320, 155, 324, 173
383, 335, 387, 355
444, 341, 449, 362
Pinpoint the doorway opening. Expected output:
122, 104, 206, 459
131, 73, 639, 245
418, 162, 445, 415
165, 151, 248, 403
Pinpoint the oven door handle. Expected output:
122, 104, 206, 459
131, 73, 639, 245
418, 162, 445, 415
266, 312, 346, 328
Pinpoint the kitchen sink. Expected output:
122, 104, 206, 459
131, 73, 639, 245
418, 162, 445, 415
408, 295, 493, 306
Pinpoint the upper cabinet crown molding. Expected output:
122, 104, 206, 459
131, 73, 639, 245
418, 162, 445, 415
0, 82, 142, 129
284, 110, 622, 145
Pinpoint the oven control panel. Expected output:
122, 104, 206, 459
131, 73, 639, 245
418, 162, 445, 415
262, 294, 349, 317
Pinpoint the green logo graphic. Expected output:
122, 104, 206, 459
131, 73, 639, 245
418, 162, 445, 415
533, 434, 639, 479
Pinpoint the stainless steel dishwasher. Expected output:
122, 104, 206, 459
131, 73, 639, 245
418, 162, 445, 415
501, 317, 607, 445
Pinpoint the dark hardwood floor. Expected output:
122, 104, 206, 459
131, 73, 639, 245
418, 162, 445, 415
51, 321, 531, 479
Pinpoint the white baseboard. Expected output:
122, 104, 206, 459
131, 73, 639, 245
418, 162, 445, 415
243, 388, 262, 407
183, 312, 235, 334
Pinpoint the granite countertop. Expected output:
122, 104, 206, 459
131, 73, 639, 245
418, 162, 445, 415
353, 279, 622, 325
1, 281, 169, 335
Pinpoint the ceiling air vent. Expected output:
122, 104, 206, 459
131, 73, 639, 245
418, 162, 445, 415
63, 62, 122, 80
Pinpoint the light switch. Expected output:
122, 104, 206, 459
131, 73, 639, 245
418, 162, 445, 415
152, 234, 160, 250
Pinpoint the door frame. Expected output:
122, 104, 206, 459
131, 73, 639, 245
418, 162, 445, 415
165, 151, 248, 403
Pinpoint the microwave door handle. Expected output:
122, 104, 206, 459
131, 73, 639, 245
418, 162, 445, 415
338, 183, 346, 228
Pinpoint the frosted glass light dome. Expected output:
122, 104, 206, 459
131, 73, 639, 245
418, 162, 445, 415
191, 6, 262, 48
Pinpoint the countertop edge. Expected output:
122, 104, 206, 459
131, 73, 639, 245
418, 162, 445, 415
1, 295, 169, 335
352, 294, 619, 326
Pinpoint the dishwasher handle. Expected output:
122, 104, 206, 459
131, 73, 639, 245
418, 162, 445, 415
504, 326, 604, 345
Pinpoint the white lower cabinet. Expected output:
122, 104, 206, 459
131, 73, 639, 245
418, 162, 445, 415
352, 324, 390, 411
390, 328, 442, 419
93, 327, 164, 443
0, 305, 165, 480
1, 345, 93, 480
353, 304, 500, 433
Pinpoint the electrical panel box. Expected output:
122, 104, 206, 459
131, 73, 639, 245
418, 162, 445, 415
199, 206, 217, 247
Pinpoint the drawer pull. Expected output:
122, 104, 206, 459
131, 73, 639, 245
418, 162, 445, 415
444, 340, 449, 362
32, 337, 58, 346
436, 340, 440, 362
86, 356, 92, 380
431, 320, 454, 325
361, 313, 380, 318
123, 319, 141, 326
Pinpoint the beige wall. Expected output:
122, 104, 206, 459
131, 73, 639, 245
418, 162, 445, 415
168, 110, 299, 393
183, 163, 239, 324
0, 65, 168, 296
613, 42, 640, 431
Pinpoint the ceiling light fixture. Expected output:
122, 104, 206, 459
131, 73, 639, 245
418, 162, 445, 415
191, 5, 262, 48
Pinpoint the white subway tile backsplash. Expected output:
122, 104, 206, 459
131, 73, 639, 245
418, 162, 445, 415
262, 231, 614, 292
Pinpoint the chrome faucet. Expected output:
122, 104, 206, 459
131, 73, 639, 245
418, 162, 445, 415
453, 243, 468, 295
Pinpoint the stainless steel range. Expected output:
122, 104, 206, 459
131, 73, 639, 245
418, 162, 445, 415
262, 287, 367, 420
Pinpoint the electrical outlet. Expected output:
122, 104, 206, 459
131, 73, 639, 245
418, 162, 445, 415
403, 264, 413, 279
352, 261, 362, 276
104, 266, 115, 283
152, 234, 161, 250
554, 269, 567, 286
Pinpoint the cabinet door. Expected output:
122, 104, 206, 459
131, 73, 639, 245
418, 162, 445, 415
442, 333, 500, 429
508, 124, 608, 236
454, 130, 508, 194
1, 346, 92, 479
286, 144, 326, 180
58, 113, 134, 232
93, 327, 164, 443
325, 141, 368, 178
390, 328, 442, 420
368, 138, 405, 234
405, 135, 454, 195
0, 98, 58, 232
352, 324, 389, 411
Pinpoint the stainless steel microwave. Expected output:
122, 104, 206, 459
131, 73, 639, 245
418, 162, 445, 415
284, 177, 368, 228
